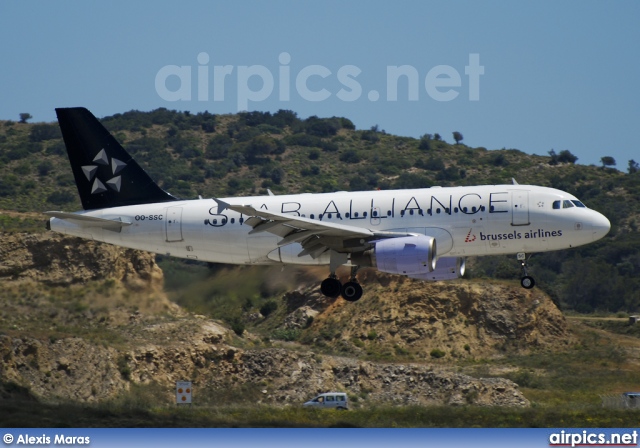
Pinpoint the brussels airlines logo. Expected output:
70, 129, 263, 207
464, 229, 476, 243
82, 149, 127, 195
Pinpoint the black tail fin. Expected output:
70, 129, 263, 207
55, 107, 178, 210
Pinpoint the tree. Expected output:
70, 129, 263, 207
19, 113, 32, 123
557, 150, 578, 164
600, 156, 616, 169
418, 134, 432, 151
628, 159, 639, 174
452, 131, 463, 145
549, 149, 577, 165
433, 133, 442, 141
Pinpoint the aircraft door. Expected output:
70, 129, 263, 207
511, 191, 530, 226
166, 206, 184, 242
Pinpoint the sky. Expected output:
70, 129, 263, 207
1, 0, 639, 169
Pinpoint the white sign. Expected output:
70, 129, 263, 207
176, 381, 192, 404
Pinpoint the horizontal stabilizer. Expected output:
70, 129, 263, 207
45, 211, 132, 230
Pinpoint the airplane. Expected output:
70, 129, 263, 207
45, 107, 611, 302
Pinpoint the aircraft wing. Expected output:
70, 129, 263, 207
215, 199, 410, 258
45, 211, 132, 231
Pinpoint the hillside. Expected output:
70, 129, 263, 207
1, 109, 639, 313
3, 229, 640, 428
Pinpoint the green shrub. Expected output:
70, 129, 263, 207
29, 124, 61, 142
117, 355, 131, 381
271, 328, 301, 341
229, 318, 245, 336
339, 149, 360, 164
47, 191, 76, 205
260, 300, 278, 317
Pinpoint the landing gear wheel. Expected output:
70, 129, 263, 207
321, 277, 342, 298
517, 252, 536, 289
341, 281, 363, 302
521, 276, 535, 289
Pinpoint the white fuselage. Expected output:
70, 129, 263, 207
48, 185, 610, 266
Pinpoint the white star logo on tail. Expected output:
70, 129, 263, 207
81, 148, 127, 194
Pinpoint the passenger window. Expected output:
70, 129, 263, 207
326, 396, 335, 402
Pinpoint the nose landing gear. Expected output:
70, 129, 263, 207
518, 252, 536, 289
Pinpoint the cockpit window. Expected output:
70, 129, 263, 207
553, 199, 587, 210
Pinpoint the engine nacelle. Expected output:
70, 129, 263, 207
352, 235, 436, 275
409, 257, 465, 281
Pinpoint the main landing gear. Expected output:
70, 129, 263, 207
321, 266, 363, 302
518, 252, 535, 289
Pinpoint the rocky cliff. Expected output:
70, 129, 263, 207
0, 231, 163, 290
0, 321, 528, 408
291, 270, 571, 360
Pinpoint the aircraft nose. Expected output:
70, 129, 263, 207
591, 212, 611, 241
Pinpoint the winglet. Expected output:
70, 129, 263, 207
512, 178, 519, 185
213, 198, 231, 213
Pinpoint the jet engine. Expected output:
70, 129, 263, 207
409, 257, 465, 281
352, 235, 436, 275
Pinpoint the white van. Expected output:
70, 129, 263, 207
303, 392, 349, 410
